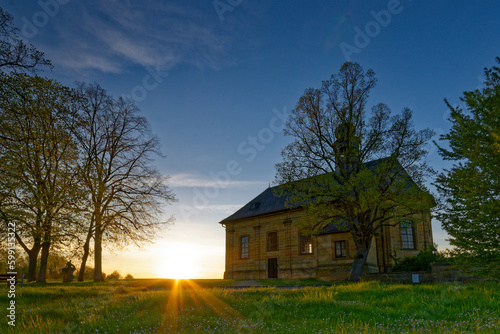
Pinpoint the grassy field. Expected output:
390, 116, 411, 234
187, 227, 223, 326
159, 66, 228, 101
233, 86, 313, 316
0, 279, 498, 333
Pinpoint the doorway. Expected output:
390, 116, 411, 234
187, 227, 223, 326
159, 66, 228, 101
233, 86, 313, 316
268, 258, 278, 279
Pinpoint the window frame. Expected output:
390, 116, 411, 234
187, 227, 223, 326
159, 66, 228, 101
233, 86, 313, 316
240, 236, 249, 259
267, 231, 278, 252
400, 221, 415, 250
335, 240, 347, 258
299, 233, 313, 255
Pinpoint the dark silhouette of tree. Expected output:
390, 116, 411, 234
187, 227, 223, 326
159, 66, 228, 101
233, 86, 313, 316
435, 57, 500, 279
0, 7, 52, 142
0, 7, 51, 73
275, 62, 435, 282
73, 83, 175, 282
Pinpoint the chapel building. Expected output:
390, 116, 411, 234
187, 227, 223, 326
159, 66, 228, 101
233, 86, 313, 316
219, 160, 434, 281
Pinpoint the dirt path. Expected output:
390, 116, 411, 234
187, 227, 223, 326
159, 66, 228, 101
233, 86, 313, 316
232, 280, 264, 287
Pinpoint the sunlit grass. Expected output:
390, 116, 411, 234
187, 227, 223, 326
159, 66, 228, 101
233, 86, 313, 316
0, 280, 498, 333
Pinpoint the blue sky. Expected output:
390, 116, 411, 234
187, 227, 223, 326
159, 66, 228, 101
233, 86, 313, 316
5, 0, 500, 278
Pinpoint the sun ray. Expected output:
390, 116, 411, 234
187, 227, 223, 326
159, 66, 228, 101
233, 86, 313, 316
160, 279, 254, 333
183, 280, 249, 322
159, 279, 180, 333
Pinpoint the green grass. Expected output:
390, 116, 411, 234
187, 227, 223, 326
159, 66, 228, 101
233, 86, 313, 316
0, 280, 498, 333
256, 278, 336, 286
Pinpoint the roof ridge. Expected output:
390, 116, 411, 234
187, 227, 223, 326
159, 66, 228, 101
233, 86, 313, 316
219, 157, 400, 224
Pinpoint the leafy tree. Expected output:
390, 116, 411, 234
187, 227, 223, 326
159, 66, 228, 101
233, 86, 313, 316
275, 62, 435, 282
0, 7, 51, 73
0, 73, 81, 282
73, 83, 175, 282
435, 57, 500, 279
107, 270, 121, 280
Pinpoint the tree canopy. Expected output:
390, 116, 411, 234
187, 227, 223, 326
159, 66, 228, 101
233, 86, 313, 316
0, 7, 51, 73
73, 83, 176, 282
0, 73, 81, 282
275, 62, 435, 282
435, 57, 500, 279
0, 9, 175, 280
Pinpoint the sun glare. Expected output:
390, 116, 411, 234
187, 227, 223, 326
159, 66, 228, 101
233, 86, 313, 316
156, 243, 200, 279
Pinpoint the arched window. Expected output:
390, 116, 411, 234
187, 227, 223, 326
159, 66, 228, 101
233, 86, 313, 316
241, 236, 249, 259
267, 232, 278, 251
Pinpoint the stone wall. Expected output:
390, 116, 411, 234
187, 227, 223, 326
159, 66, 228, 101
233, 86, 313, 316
368, 271, 433, 283
431, 262, 467, 283
367, 262, 467, 283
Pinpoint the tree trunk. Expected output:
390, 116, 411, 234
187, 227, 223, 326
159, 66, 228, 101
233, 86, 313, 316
27, 243, 41, 282
349, 237, 372, 282
94, 222, 104, 282
78, 229, 92, 282
37, 241, 50, 283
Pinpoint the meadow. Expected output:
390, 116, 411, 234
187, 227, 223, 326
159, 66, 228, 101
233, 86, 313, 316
0, 279, 498, 333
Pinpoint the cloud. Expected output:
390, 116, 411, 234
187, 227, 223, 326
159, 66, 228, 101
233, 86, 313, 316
48, 49, 124, 74
45, 0, 233, 73
169, 172, 266, 189
192, 204, 243, 214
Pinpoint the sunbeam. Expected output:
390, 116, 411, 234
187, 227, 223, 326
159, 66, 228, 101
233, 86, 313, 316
159, 279, 253, 332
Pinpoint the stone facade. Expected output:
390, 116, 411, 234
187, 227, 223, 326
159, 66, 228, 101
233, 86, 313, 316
221, 208, 433, 281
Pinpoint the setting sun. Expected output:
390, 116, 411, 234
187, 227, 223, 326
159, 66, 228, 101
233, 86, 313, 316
155, 242, 200, 279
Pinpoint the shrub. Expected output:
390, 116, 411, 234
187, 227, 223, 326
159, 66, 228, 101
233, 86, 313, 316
392, 248, 441, 272
107, 271, 121, 280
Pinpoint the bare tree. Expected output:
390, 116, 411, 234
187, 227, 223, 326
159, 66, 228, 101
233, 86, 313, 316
73, 83, 175, 282
0, 7, 52, 143
275, 62, 435, 282
0, 73, 80, 282
0, 7, 51, 73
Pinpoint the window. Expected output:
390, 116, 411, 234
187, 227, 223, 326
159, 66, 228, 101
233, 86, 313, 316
401, 221, 415, 249
335, 240, 347, 258
250, 202, 260, 210
241, 236, 249, 259
267, 232, 278, 251
300, 234, 313, 254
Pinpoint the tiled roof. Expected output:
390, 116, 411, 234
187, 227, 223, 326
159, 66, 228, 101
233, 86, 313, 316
219, 185, 292, 224
219, 157, 413, 227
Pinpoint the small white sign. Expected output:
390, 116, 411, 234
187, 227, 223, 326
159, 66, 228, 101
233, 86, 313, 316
412, 274, 420, 283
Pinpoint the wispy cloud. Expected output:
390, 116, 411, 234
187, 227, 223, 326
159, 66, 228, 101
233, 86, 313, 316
169, 172, 266, 189
49, 49, 124, 74
43, 0, 233, 74
192, 204, 243, 214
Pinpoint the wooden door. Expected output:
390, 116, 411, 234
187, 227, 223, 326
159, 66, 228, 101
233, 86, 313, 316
268, 258, 278, 279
